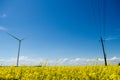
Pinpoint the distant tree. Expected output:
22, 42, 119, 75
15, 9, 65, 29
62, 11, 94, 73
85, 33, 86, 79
118, 63, 120, 66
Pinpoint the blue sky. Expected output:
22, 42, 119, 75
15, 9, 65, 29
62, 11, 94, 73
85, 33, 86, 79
0, 0, 120, 65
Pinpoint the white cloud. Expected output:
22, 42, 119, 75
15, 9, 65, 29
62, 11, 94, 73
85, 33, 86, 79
0, 56, 120, 66
0, 26, 7, 31
105, 36, 120, 41
0, 14, 7, 18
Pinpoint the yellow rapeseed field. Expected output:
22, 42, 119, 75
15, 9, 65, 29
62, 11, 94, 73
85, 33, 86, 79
0, 65, 119, 80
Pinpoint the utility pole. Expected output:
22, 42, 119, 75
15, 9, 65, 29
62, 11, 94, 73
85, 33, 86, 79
100, 37, 107, 66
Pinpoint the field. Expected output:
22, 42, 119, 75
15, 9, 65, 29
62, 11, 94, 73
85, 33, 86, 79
0, 65, 119, 80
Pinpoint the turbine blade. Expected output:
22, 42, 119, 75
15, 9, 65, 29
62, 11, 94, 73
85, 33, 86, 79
21, 35, 30, 41
7, 32, 20, 41
21, 36, 28, 41
21, 37, 26, 41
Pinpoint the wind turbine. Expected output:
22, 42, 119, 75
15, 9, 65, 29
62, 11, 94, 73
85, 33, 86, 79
91, 0, 107, 66
7, 32, 26, 66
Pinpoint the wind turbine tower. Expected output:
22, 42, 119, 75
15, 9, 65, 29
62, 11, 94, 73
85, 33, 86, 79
100, 37, 107, 66
7, 32, 26, 66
